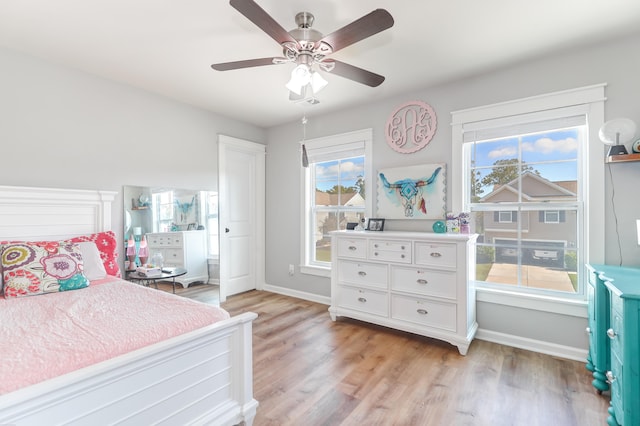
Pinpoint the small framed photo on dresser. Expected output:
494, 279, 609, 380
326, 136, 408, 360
367, 218, 385, 231
187, 223, 197, 230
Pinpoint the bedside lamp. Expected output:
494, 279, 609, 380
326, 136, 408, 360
126, 234, 136, 270
138, 235, 149, 266
599, 118, 637, 156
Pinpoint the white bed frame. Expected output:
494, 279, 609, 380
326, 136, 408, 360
0, 185, 258, 426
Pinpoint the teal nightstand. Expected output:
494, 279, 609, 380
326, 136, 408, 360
589, 264, 640, 426
585, 264, 611, 393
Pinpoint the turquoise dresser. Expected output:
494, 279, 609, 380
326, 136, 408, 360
588, 264, 640, 426
585, 264, 611, 393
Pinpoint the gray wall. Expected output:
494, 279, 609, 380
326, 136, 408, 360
265, 31, 640, 352
2, 29, 639, 355
0, 47, 265, 260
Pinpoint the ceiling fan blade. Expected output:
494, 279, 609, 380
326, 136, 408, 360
326, 60, 385, 87
211, 57, 280, 71
229, 0, 298, 46
317, 9, 394, 54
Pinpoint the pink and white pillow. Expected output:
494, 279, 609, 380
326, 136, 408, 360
67, 231, 121, 278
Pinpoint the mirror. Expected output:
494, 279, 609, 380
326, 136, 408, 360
123, 185, 219, 256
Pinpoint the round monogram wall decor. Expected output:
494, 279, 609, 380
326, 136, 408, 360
385, 100, 437, 154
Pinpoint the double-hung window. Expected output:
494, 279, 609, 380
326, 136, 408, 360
300, 129, 372, 276
451, 84, 606, 311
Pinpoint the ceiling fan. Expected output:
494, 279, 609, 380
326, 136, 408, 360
211, 0, 394, 99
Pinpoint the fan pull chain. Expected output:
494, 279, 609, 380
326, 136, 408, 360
301, 114, 309, 167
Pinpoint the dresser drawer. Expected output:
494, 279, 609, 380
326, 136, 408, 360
609, 352, 624, 422
391, 295, 456, 331
336, 237, 367, 259
391, 266, 456, 300
159, 248, 185, 266
369, 240, 411, 263
337, 286, 388, 317
414, 242, 457, 268
338, 260, 388, 289
147, 233, 183, 248
609, 310, 624, 360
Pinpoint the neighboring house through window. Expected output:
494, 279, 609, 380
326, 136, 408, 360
300, 129, 372, 277
451, 84, 606, 314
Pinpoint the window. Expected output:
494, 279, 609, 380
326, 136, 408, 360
498, 211, 514, 223
152, 190, 174, 232
543, 210, 561, 224
451, 84, 606, 312
301, 129, 372, 276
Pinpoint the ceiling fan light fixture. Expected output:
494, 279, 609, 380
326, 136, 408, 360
286, 64, 311, 95
310, 70, 328, 93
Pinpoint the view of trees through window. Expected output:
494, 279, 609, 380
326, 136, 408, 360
311, 156, 365, 263
466, 127, 581, 294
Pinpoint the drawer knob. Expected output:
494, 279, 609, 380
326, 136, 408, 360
357, 297, 367, 303
607, 328, 617, 339
358, 271, 367, 277
585, 327, 591, 335
374, 244, 379, 248
417, 279, 428, 285
401, 254, 405, 259
349, 246, 357, 251
606, 371, 616, 383
430, 252, 442, 258
374, 252, 379, 256
417, 308, 428, 315
401, 245, 405, 250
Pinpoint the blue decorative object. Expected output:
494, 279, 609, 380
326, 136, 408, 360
432, 220, 446, 233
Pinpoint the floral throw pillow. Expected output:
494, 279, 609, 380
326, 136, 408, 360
68, 231, 121, 278
1, 242, 89, 298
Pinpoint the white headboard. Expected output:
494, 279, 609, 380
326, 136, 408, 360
0, 185, 117, 241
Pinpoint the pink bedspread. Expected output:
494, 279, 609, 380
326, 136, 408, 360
0, 277, 229, 394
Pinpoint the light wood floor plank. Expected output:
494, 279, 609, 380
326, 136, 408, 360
165, 285, 609, 426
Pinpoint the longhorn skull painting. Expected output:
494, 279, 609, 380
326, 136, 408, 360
377, 163, 446, 219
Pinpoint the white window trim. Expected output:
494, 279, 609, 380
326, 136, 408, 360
300, 128, 373, 277
451, 83, 606, 314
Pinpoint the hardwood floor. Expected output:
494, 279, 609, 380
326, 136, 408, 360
167, 284, 610, 426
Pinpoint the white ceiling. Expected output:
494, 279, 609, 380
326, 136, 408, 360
2, 0, 640, 128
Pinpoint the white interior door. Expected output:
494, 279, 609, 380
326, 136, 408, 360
218, 135, 265, 302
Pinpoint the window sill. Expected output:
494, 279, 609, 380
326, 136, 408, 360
475, 285, 587, 318
300, 265, 331, 278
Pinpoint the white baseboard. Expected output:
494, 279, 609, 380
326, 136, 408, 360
475, 328, 588, 362
207, 278, 220, 285
261, 283, 330, 306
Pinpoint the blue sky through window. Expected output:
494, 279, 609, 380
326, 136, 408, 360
472, 128, 579, 191
315, 156, 365, 192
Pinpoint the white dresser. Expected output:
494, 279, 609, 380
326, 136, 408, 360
146, 231, 209, 288
329, 230, 478, 355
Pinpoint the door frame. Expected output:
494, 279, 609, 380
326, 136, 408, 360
218, 134, 266, 302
